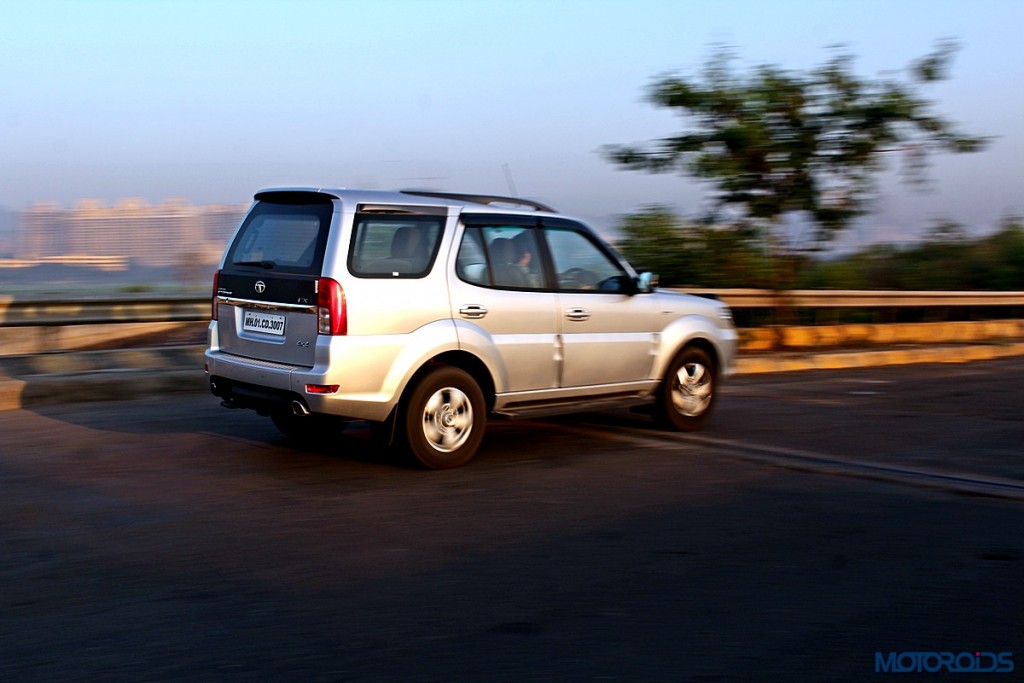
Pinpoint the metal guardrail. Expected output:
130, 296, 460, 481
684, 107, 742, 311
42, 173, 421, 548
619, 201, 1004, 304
683, 289, 1024, 308
0, 295, 209, 327
1, 290, 1024, 327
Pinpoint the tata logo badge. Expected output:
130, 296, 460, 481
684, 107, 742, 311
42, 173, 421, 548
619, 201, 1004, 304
255, 281, 266, 294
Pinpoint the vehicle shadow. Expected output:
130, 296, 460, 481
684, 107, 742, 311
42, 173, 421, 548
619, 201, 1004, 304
18, 394, 683, 472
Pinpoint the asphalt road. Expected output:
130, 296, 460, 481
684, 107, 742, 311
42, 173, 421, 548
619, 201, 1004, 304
2, 359, 1022, 681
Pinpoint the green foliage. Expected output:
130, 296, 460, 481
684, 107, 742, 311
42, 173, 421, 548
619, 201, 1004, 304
617, 208, 1024, 291
616, 206, 695, 285
796, 215, 1024, 290
605, 41, 989, 248
614, 206, 772, 287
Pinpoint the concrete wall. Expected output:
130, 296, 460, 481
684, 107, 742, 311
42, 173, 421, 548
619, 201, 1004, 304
740, 320, 1024, 352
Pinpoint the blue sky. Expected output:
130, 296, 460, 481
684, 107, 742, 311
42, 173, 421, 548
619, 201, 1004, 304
2, 0, 1022, 246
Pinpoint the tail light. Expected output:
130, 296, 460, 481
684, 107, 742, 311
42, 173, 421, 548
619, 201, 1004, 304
317, 277, 347, 335
211, 270, 220, 321
305, 384, 340, 394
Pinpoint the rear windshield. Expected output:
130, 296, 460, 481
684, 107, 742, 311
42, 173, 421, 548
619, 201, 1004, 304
348, 215, 444, 278
226, 199, 332, 274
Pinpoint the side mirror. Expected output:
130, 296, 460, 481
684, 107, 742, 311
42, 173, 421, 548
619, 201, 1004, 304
636, 271, 659, 293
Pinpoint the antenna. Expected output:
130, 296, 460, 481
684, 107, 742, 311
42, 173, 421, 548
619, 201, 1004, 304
502, 163, 518, 197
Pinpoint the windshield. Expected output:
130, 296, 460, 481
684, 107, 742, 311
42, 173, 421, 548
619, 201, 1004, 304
226, 199, 332, 274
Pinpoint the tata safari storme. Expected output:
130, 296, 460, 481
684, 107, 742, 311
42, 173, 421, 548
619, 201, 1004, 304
206, 189, 737, 468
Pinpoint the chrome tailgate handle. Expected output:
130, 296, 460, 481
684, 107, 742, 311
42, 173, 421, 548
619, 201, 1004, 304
565, 307, 590, 322
459, 304, 488, 319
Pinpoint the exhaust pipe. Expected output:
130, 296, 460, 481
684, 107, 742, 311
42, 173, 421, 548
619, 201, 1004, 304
291, 400, 311, 417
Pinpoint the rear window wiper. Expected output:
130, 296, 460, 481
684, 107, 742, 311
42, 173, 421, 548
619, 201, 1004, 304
233, 260, 275, 269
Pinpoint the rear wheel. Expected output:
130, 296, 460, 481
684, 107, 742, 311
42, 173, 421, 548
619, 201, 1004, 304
656, 346, 716, 431
402, 367, 486, 469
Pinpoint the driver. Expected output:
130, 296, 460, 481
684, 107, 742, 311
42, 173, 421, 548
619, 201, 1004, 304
512, 233, 542, 288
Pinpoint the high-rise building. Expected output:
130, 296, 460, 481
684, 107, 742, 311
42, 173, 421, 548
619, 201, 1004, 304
17, 201, 67, 259
14, 199, 247, 268
197, 204, 247, 260
0, 207, 17, 256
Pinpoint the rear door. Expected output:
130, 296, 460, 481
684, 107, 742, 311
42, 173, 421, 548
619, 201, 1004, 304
449, 216, 561, 392
215, 192, 333, 367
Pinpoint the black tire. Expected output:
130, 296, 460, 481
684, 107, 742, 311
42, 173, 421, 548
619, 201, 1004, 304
656, 346, 716, 431
402, 367, 486, 469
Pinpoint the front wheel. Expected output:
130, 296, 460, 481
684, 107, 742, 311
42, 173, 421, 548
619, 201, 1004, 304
402, 367, 486, 469
656, 346, 717, 431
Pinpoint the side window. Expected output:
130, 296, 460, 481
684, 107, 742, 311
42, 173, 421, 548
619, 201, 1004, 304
349, 216, 443, 278
484, 226, 545, 289
456, 228, 489, 285
545, 227, 629, 292
456, 225, 546, 290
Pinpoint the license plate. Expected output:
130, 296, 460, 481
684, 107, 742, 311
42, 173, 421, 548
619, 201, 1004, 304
242, 310, 286, 336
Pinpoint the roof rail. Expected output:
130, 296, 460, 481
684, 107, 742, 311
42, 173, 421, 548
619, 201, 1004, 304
400, 190, 556, 213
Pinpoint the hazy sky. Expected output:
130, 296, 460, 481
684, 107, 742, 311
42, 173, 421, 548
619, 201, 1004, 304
2, 0, 1022, 246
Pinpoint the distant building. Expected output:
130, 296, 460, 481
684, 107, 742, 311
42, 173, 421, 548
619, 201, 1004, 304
17, 201, 68, 260
0, 206, 20, 256
197, 203, 248, 259
15, 198, 247, 267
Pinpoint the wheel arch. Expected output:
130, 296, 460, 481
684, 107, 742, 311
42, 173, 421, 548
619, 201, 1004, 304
654, 314, 726, 382
404, 350, 497, 413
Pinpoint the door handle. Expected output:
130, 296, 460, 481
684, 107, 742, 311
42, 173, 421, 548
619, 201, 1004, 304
459, 304, 488, 319
565, 307, 590, 322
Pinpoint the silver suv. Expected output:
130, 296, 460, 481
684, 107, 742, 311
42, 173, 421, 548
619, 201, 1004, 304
206, 189, 737, 468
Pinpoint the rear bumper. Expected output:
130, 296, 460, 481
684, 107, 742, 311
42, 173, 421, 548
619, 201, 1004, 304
205, 349, 396, 422
208, 374, 302, 414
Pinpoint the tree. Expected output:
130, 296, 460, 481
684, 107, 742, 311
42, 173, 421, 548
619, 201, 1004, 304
615, 206, 696, 285
615, 206, 771, 288
604, 41, 989, 255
